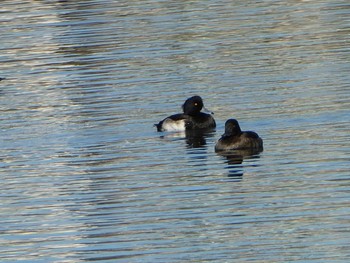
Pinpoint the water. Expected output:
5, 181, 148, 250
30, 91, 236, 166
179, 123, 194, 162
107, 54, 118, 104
1, 0, 349, 262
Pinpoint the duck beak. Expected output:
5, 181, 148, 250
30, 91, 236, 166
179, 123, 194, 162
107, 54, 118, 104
202, 106, 214, 115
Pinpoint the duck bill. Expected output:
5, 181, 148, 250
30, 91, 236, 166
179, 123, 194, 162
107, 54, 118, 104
202, 106, 214, 115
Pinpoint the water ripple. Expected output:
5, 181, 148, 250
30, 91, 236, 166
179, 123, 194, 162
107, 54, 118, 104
1, 0, 349, 262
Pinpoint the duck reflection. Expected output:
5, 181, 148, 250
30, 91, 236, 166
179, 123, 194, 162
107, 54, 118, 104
185, 129, 215, 148
217, 148, 262, 178
159, 129, 215, 149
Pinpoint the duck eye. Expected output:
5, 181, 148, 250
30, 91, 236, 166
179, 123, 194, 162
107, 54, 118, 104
194, 103, 198, 106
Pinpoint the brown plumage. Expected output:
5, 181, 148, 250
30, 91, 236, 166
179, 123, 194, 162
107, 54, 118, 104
215, 119, 263, 152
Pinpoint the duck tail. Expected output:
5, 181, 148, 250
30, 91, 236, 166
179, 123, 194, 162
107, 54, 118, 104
154, 122, 162, 132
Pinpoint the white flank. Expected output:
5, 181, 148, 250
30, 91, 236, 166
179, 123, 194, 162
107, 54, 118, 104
162, 118, 186, 132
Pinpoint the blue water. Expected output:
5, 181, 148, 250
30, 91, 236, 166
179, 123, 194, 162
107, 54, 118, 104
1, 1, 349, 262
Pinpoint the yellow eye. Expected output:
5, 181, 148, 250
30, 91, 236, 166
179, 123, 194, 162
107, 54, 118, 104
194, 103, 198, 106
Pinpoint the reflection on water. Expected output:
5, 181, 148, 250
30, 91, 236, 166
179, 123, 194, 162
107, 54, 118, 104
159, 129, 216, 149
1, 0, 350, 262
217, 149, 263, 178
185, 129, 215, 148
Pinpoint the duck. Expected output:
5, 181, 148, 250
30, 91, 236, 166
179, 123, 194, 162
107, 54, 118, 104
155, 96, 216, 132
215, 119, 263, 152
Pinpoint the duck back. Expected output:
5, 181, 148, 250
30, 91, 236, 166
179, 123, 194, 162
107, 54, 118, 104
215, 131, 263, 152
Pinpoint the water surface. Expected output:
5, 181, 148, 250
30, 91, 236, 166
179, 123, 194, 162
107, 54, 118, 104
1, 0, 349, 262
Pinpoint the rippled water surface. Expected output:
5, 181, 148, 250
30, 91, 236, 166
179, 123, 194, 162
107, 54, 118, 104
1, 0, 349, 262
